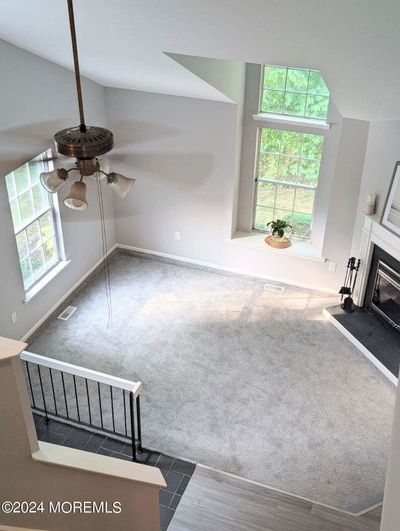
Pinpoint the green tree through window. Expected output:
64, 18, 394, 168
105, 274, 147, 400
5, 151, 61, 290
262, 66, 329, 120
253, 65, 329, 240
255, 128, 324, 239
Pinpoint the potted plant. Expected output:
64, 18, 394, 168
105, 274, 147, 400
265, 219, 292, 249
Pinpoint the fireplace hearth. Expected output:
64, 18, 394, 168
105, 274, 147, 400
324, 244, 400, 383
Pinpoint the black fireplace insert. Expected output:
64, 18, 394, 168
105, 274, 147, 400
364, 246, 400, 332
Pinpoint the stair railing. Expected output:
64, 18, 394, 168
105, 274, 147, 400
20, 351, 142, 461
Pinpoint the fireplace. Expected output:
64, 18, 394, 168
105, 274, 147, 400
324, 217, 400, 383
364, 246, 400, 332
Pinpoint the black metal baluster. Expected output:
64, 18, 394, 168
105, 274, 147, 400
85, 379, 92, 426
129, 392, 136, 461
61, 372, 69, 418
37, 365, 49, 423
97, 382, 104, 430
110, 386, 116, 433
25, 361, 140, 448
123, 390, 128, 437
73, 375, 81, 422
25, 361, 36, 408
136, 395, 142, 452
49, 368, 58, 415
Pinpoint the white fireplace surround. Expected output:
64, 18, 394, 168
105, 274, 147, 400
323, 213, 400, 386
354, 213, 400, 307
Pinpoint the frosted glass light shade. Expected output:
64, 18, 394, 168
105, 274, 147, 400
98, 158, 110, 175
107, 172, 135, 198
64, 180, 88, 211
91, 158, 110, 180
40, 168, 68, 193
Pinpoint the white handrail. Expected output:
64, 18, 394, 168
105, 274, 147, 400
21, 351, 142, 398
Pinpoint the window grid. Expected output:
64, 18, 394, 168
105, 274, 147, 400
5, 152, 61, 291
261, 66, 329, 120
253, 128, 324, 240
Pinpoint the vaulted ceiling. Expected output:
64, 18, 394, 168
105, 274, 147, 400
1, 0, 400, 120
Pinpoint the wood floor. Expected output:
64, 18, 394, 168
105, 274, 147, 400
168, 466, 382, 531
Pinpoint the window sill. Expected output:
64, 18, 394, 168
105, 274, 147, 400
227, 231, 326, 262
24, 260, 71, 305
253, 113, 331, 131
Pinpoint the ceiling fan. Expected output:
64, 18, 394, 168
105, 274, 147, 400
40, 0, 134, 211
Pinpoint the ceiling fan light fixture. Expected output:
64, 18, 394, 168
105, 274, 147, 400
40, 0, 134, 226
64, 180, 88, 211
54, 126, 113, 161
107, 172, 135, 199
90, 158, 110, 180
40, 168, 69, 193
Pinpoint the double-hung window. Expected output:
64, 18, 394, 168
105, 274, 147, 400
5, 150, 64, 292
254, 65, 330, 240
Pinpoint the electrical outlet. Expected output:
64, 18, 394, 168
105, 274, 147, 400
328, 262, 337, 272
11, 312, 17, 325
174, 232, 181, 241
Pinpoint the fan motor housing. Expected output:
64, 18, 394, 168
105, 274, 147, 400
54, 125, 113, 159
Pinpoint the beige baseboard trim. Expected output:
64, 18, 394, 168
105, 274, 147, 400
197, 462, 382, 518
356, 500, 383, 517
21, 244, 118, 342
117, 243, 337, 294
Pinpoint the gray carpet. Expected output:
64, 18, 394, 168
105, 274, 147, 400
28, 251, 396, 513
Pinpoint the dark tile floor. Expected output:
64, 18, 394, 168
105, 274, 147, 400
34, 414, 195, 530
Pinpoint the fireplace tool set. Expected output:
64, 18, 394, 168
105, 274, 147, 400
339, 257, 361, 312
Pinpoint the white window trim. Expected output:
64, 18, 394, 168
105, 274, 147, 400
23, 153, 67, 299
6, 149, 67, 298
252, 126, 326, 241
234, 64, 338, 257
253, 113, 331, 131
24, 259, 71, 304
259, 65, 330, 123
227, 230, 325, 262
251, 65, 332, 243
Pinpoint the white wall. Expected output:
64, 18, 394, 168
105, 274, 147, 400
238, 64, 370, 285
167, 54, 246, 104
349, 122, 400, 527
0, 38, 380, 347
322, 118, 369, 263
351, 120, 400, 258
381, 366, 400, 530
106, 88, 240, 257
105, 83, 368, 291
0, 40, 116, 341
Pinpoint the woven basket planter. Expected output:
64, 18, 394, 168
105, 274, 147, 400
265, 235, 291, 249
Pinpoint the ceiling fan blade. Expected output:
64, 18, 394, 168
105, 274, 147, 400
30, 152, 73, 166
105, 152, 130, 163
0, 120, 69, 145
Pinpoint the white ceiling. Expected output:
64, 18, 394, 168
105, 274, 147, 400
1, 0, 400, 120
